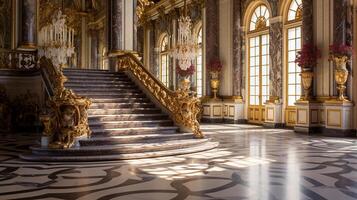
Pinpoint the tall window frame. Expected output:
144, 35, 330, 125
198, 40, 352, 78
195, 26, 203, 97
285, 0, 302, 107
159, 34, 169, 87
247, 4, 271, 123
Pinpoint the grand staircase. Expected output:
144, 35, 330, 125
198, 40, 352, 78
21, 69, 218, 161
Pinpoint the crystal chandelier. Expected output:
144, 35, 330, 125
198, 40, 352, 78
170, 0, 198, 70
38, 10, 75, 69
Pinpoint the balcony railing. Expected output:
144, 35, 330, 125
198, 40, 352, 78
0, 49, 38, 70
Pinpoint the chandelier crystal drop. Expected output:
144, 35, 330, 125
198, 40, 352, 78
38, 10, 75, 69
170, 1, 198, 70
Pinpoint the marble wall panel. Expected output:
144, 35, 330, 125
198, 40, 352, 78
0, 0, 12, 49
269, 22, 283, 100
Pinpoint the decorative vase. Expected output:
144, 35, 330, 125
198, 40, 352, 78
333, 56, 349, 101
210, 71, 220, 99
179, 77, 191, 92
300, 68, 314, 100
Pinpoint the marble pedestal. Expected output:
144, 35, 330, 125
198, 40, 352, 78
294, 100, 323, 133
202, 98, 224, 123
263, 102, 283, 128
201, 97, 245, 124
323, 100, 355, 136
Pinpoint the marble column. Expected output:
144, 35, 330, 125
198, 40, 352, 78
269, 20, 283, 101
149, 21, 158, 77
107, 0, 123, 54
302, 0, 313, 44
137, 26, 144, 57
333, 0, 348, 44
18, 0, 37, 49
90, 31, 99, 69
205, 0, 219, 96
264, 20, 284, 128
232, 0, 242, 97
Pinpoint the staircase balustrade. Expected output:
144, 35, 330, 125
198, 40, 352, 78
116, 53, 204, 139
39, 57, 92, 149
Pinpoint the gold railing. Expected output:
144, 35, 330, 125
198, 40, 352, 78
0, 49, 38, 70
39, 57, 92, 149
116, 53, 203, 138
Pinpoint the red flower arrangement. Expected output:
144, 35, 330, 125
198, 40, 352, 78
176, 64, 195, 77
329, 43, 354, 58
207, 58, 223, 72
295, 44, 321, 68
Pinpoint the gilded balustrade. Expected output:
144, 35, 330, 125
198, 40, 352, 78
116, 53, 203, 139
0, 49, 38, 70
39, 57, 92, 149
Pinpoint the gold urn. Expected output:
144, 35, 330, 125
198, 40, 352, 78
179, 77, 191, 92
210, 71, 220, 99
300, 69, 314, 100
332, 56, 349, 101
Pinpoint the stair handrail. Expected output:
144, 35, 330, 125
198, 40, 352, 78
38, 57, 92, 149
116, 53, 203, 138
39, 57, 63, 98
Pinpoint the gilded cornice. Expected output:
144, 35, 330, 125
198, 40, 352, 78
143, 0, 204, 22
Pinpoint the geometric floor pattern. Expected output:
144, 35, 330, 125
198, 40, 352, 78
0, 124, 356, 200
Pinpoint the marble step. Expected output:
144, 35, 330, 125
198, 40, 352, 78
88, 108, 161, 115
88, 114, 168, 122
90, 98, 150, 103
67, 80, 133, 85
29, 138, 212, 156
90, 102, 155, 109
63, 69, 117, 75
20, 141, 219, 161
89, 120, 174, 129
70, 88, 141, 93
91, 126, 179, 136
64, 72, 127, 78
79, 93, 146, 99
81, 133, 195, 146
65, 83, 137, 88
67, 77, 131, 83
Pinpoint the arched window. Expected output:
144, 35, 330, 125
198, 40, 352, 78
249, 5, 270, 31
195, 27, 203, 97
286, 0, 302, 107
247, 4, 270, 123
160, 35, 169, 87
288, 0, 302, 21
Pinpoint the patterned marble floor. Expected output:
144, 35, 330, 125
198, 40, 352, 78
0, 124, 356, 200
